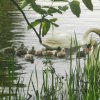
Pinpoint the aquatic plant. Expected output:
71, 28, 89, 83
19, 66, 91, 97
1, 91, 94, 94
0, 54, 26, 100
25, 51, 100, 100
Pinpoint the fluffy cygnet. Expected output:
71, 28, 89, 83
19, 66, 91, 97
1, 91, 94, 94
3, 44, 15, 55
76, 44, 91, 58
34, 50, 42, 56
42, 50, 53, 57
24, 54, 34, 63
16, 43, 27, 56
56, 48, 66, 58
28, 46, 35, 55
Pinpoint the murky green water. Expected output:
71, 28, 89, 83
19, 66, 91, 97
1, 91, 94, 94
0, 0, 100, 99
0, 1, 13, 48
0, 1, 26, 98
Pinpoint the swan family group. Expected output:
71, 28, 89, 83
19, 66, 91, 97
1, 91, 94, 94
2, 43, 66, 63
2, 28, 100, 63
42, 28, 100, 63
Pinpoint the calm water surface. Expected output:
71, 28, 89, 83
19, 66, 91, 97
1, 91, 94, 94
0, 0, 100, 96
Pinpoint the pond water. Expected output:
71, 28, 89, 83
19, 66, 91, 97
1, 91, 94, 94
0, 0, 100, 98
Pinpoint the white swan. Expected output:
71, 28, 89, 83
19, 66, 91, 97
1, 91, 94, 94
82, 28, 100, 45
42, 28, 100, 50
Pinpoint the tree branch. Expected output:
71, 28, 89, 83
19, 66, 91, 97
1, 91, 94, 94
10, 0, 42, 44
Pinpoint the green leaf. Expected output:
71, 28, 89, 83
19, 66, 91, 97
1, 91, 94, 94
51, 23, 59, 27
20, 0, 29, 8
43, 6, 62, 15
31, 2, 46, 14
51, 0, 67, 2
49, 18, 58, 22
45, 18, 59, 27
69, 0, 81, 17
42, 21, 50, 37
28, 19, 41, 29
82, 0, 93, 11
48, 7, 62, 14
58, 5, 68, 11
49, 18, 59, 27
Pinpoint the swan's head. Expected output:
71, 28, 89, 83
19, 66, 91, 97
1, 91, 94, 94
83, 28, 100, 42
83, 39, 96, 52
89, 28, 100, 37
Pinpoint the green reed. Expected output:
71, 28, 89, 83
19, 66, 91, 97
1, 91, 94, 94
0, 55, 100, 100
26, 41, 100, 100
0, 54, 26, 100
0, 43, 100, 100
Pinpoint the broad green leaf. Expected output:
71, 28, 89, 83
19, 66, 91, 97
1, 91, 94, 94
49, 18, 59, 27
58, 5, 68, 11
45, 18, 59, 27
51, 22, 59, 27
43, 6, 62, 15
82, 0, 93, 11
20, 0, 28, 8
42, 21, 50, 37
48, 7, 62, 14
69, 0, 81, 17
31, 2, 46, 14
32, 5, 46, 14
28, 19, 41, 29
51, 0, 67, 2
49, 18, 58, 22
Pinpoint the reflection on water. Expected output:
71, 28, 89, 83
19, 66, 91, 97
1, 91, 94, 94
0, 54, 26, 99
0, 0, 25, 49
0, 0, 27, 99
0, 0, 100, 99
0, 10, 13, 48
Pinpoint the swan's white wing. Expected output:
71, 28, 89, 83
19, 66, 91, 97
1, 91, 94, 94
42, 38, 62, 49
42, 34, 79, 49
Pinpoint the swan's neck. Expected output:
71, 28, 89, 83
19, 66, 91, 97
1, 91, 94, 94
89, 44, 99, 65
93, 44, 99, 57
83, 28, 100, 41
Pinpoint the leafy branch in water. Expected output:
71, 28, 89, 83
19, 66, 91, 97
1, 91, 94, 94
10, 0, 94, 44
10, 0, 42, 43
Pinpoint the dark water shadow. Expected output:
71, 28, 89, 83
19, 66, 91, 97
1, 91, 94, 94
0, 0, 27, 99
